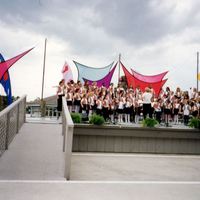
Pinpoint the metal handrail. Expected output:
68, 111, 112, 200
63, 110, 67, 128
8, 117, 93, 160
62, 96, 74, 180
0, 95, 26, 157
0, 95, 26, 118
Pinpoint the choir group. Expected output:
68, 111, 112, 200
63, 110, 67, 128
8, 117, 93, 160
57, 79, 200, 125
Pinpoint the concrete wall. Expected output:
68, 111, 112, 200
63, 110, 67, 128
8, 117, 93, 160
73, 124, 200, 154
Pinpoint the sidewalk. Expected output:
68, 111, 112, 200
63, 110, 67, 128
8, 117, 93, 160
0, 181, 200, 200
0, 122, 200, 199
0, 123, 65, 180
70, 153, 200, 181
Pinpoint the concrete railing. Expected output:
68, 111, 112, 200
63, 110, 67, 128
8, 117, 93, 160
62, 97, 74, 180
0, 95, 26, 157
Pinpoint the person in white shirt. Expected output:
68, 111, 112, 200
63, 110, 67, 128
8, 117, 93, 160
124, 97, 132, 123
183, 100, 191, 125
118, 97, 124, 123
142, 87, 153, 119
96, 96, 103, 116
65, 88, 73, 113
153, 98, 162, 123
56, 79, 65, 118
173, 99, 180, 124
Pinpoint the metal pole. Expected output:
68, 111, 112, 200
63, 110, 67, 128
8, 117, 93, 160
197, 52, 199, 92
41, 38, 47, 117
41, 38, 47, 100
118, 53, 121, 83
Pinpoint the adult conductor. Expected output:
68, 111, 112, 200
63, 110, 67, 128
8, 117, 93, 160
142, 87, 153, 119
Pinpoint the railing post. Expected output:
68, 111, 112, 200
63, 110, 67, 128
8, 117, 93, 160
62, 109, 66, 152
63, 123, 66, 152
16, 104, 20, 133
62, 96, 74, 180
24, 97, 26, 123
5, 112, 10, 150
64, 125, 74, 180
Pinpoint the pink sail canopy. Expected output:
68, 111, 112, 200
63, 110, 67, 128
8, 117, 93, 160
131, 69, 168, 83
0, 48, 34, 80
121, 62, 167, 96
83, 63, 117, 88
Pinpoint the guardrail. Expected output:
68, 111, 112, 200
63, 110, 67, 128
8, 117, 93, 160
62, 97, 74, 180
0, 95, 26, 157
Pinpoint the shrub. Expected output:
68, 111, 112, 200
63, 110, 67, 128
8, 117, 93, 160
188, 117, 200, 129
71, 113, 82, 123
142, 118, 158, 128
89, 114, 105, 125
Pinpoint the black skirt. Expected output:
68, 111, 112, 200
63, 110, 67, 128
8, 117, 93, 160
74, 100, 80, 106
164, 108, 171, 115
67, 100, 72, 106
57, 95, 63, 111
125, 107, 131, 114
174, 108, 179, 115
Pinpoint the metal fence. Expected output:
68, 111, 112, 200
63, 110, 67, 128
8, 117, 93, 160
62, 96, 74, 180
0, 95, 26, 157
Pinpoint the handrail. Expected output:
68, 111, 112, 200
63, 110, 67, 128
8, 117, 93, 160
0, 95, 27, 157
62, 96, 74, 180
0, 95, 26, 117
62, 97, 74, 127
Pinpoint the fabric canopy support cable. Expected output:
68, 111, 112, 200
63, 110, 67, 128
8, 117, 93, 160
0, 48, 34, 80
131, 69, 168, 83
83, 62, 117, 88
73, 60, 114, 83
121, 62, 167, 96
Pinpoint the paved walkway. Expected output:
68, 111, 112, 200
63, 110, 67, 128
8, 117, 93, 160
70, 153, 200, 181
1, 181, 200, 200
0, 122, 200, 199
0, 123, 65, 180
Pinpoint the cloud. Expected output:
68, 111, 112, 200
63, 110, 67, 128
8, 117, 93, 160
93, 0, 200, 46
0, 0, 199, 100
1, 0, 199, 50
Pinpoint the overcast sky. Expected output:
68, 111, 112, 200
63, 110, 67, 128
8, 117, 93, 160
0, 0, 199, 101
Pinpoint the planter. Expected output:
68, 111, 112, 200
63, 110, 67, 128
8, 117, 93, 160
72, 124, 200, 154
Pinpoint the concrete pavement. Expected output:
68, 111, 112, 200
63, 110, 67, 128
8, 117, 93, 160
1, 122, 200, 199
0, 181, 200, 200
0, 123, 65, 180
70, 153, 200, 181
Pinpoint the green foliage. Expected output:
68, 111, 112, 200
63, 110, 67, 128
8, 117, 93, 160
142, 118, 158, 128
71, 113, 82, 123
188, 117, 200, 129
89, 114, 105, 125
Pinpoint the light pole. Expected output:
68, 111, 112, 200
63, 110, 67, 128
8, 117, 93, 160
197, 52, 199, 92
41, 38, 47, 117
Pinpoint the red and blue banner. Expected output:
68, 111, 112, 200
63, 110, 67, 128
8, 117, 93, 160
0, 54, 12, 105
0, 47, 34, 105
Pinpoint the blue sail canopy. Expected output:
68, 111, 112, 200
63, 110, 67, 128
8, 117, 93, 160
83, 63, 117, 88
73, 61, 114, 83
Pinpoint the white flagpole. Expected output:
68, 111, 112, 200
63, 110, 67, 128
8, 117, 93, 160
118, 53, 121, 83
41, 38, 47, 117
197, 52, 199, 92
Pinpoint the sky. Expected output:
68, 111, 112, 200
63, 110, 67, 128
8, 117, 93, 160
0, 0, 199, 101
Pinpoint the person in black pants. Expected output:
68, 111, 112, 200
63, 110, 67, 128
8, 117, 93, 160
142, 87, 153, 119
